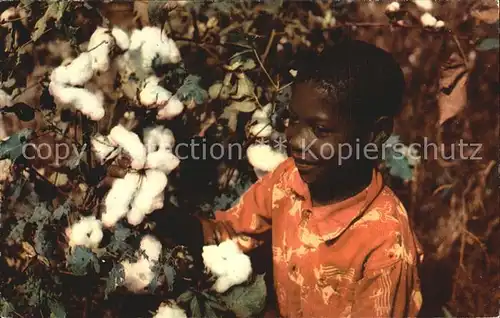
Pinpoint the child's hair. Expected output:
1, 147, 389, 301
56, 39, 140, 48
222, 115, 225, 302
293, 39, 405, 127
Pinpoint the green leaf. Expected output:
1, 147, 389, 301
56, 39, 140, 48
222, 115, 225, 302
8, 220, 27, 242
105, 264, 125, 299
163, 264, 176, 291
476, 38, 500, 51
190, 296, 202, 318
48, 298, 66, 318
0, 297, 15, 317
0, 129, 33, 161
177, 290, 194, 304
66, 246, 100, 276
442, 306, 454, 318
221, 274, 267, 318
175, 75, 208, 105
107, 224, 132, 253
204, 303, 219, 318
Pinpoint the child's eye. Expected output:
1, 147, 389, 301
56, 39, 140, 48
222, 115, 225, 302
314, 125, 333, 137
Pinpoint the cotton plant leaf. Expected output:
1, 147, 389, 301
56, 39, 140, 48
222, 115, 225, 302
0, 129, 33, 161
52, 199, 71, 221
438, 53, 468, 125
0, 297, 15, 317
221, 274, 267, 318
66, 246, 100, 276
48, 298, 66, 318
190, 296, 202, 318
163, 264, 176, 291
106, 223, 132, 253
476, 38, 500, 51
104, 264, 126, 299
175, 75, 208, 105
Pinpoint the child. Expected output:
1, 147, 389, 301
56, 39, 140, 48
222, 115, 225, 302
161, 39, 423, 318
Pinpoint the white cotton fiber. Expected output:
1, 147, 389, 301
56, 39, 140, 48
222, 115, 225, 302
127, 169, 168, 226
145, 149, 180, 174
0, 88, 12, 107
157, 98, 184, 120
247, 144, 287, 173
139, 76, 174, 108
111, 27, 130, 51
109, 125, 147, 170
91, 134, 119, 163
51, 53, 94, 86
102, 172, 141, 227
202, 239, 252, 293
154, 302, 187, 318
49, 83, 105, 121
144, 126, 175, 152
68, 216, 103, 249
122, 235, 163, 293
88, 27, 113, 73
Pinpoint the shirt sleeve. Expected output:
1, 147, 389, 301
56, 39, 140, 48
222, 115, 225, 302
199, 158, 292, 252
350, 259, 422, 318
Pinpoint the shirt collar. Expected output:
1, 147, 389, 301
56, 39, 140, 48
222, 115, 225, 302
288, 165, 385, 243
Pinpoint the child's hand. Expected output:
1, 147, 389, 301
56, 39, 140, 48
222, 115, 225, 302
202, 239, 252, 293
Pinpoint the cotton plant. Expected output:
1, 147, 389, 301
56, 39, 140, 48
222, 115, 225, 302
153, 302, 187, 318
420, 12, 445, 29
246, 103, 288, 177
49, 26, 130, 121
66, 216, 104, 249
202, 239, 253, 293
121, 235, 163, 293
139, 76, 184, 120
99, 125, 180, 227
0, 88, 13, 140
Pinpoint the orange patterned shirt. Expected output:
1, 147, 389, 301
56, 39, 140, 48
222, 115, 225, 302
201, 158, 423, 318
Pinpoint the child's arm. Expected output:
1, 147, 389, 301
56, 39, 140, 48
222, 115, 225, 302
199, 159, 292, 252
155, 158, 291, 254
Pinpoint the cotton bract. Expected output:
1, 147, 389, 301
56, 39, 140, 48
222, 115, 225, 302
67, 216, 103, 249
202, 239, 252, 293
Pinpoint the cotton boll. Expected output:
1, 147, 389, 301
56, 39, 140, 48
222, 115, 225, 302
51, 53, 94, 86
154, 302, 187, 318
250, 122, 273, 137
139, 77, 174, 107
91, 134, 119, 162
0, 88, 12, 107
128, 170, 168, 225
157, 98, 184, 120
420, 12, 437, 27
133, 27, 181, 73
435, 20, 445, 29
413, 0, 433, 11
151, 194, 165, 210
247, 144, 287, 173
121, 259, 155, 292
88, 27, 113, 73
144, 126, 175, 152
252, 103, 272, 123
103, 172, 141, 227
109, 125, 147, 169
145, 150, 180, 174
202, 239, 252, 293
49, 84, 105, 121
68, 216, 103, 249
386, 2, 400, 12
121, 235, 163, 293
129, 29, 144, 51
139, 235, 162, 262
111, 27, 130, 51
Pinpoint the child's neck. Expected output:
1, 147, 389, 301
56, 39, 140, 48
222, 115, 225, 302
308, 163, 373, 207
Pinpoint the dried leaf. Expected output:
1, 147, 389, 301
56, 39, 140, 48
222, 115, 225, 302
32, 1, 69, 41
232, 74, 255, 100
438, 54, 468, 124
471, 6, 499, 24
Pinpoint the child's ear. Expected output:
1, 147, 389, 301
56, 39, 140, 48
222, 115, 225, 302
370, 116, 393, 146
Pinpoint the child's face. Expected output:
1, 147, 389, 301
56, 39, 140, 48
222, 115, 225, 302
286, 82, 367, 185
